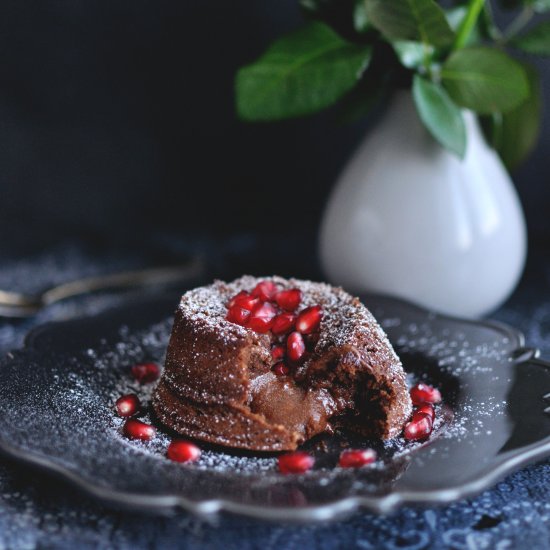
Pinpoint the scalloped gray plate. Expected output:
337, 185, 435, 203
0, 293, 550, 522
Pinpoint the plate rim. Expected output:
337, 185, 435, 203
2, 292, 550, 522
2, 434, 550, 522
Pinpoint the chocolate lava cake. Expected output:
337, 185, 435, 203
152, 276, 412, 452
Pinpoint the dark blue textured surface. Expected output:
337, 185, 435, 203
0, 237, 549, 549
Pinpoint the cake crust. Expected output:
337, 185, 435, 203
152, 276, 412, 451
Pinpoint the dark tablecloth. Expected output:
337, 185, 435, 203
1, 236, 549, 550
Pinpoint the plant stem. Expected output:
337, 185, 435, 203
453, 0, 486, 50
500, 6, 534, 45
483, 1, 502, 41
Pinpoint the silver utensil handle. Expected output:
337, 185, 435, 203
0, 256, 204, 317
42, 257, 203, 304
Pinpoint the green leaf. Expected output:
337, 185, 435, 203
531, 0, 550, 13
365, 0, 455, 48
235, 22, 372, 121
483, 65, 542, 170
513, 20, 550, 55
441, 47, 529, 114
445, 6, 468, 32
353, 0, 370, 33
413, 75, 466, 158
393, 41, 433, 69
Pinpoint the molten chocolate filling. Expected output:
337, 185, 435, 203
247, 344, 389, 443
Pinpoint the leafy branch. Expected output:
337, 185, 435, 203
235, 0, 550, 168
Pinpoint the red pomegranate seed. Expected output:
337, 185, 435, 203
271, 344, 285, 362
123, 418, 156, 441
167, 440, 201, 463
115, 394, 141, 417
275, 289, 302, 311
296, 305, 322, 334
278, 451, 315, 474
131, 362, 160, 384
229, 291, 260, 311
227, 290, 247, 308
339, 448, 377, 468
226, 305, 250, 326
404, 414, 433, 441
273, 362, 290, 376
247, 302, 277, 333
251, 280, 278, 302
287, 331, 306, 362
416, 403, 435, 421
410, 383, 442, 405
272, 313, 296, 335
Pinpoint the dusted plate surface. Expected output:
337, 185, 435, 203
0, 293, 549, 522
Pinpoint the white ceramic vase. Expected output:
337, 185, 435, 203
319, 92, 527, 318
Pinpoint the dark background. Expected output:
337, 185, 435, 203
0, 0, 548, 254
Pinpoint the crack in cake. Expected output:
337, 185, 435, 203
152, 276, 412, 452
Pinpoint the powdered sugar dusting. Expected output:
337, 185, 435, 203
0, 290, 532, 518
178, 275, 404, 378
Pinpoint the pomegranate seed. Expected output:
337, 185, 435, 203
247, 302, 277, 333
416, 403, 435, 421
271, 344, 285, 362
275, 289, 302, 311
131, 362, 160, 384
228, 291, 260, 311
123, 418, 156, 441
115, 394, 141, 417
272, 313, 296, 335
287, 331, 306, 362
278, 451, 315, 474
296, 305, 322, 334
339, 448, 377, 468
251, 280, 278, 302
167, 439, 201, 463
411, 409, 432, 422
227, 290, 247, 308
226, 305, 250, 326
404, 414, 433, 441
273, 362, 290, 376
410, 383, 442, 405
